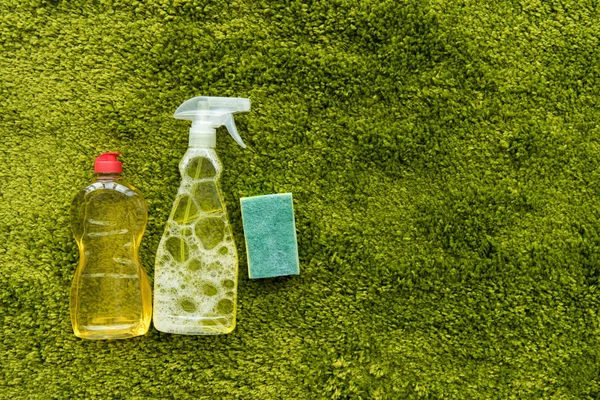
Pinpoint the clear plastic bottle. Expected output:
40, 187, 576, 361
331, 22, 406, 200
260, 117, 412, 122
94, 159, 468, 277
153, 96, 250, 335
70, 152, 152, 340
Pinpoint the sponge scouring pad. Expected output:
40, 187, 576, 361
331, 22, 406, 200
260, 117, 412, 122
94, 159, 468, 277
240, 193, 300, 279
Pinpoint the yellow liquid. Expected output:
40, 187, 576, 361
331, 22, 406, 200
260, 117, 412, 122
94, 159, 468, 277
70, 174, 152, 340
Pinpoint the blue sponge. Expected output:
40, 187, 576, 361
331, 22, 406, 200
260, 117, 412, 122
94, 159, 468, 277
240, 193, 300, 279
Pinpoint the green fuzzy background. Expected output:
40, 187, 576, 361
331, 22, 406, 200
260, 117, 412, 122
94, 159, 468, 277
1, 0, 600, 398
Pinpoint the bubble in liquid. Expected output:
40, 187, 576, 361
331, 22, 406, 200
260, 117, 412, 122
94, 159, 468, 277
201, 319, 217, 326
201, 317, 228, 327
222, 279, 234, 289
185, 156, 216, 179
218, 247, 229, 255
195, 217, 224, 250
208, 261, 222, 270
172, 195, 199, 224
187, 259, 203, 271
180, 298, 197, 313
216, 299, 234, 314
166, 237, 189, 262
202, 283, 218, 296
206, 262, 222, 278
194, 181, 223, 213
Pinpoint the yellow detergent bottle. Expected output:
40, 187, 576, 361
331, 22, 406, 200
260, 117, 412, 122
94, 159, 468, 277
153, 96, 250, 335
70, 152, 152, 340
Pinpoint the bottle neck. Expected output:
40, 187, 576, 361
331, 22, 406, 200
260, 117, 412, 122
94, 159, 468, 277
189, 130, 216, 148
94, 173, 123, 182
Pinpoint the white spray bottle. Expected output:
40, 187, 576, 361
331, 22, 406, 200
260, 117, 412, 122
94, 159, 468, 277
153, 96, 250, 335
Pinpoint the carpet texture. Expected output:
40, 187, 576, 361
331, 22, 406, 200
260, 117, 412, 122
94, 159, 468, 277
2, 0, 600, 398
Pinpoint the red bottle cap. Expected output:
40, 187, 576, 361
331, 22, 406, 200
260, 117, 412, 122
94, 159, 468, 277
94, 152, 123, 173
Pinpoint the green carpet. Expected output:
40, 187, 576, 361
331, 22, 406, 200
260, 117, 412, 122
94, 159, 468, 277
2, 0, 600, 398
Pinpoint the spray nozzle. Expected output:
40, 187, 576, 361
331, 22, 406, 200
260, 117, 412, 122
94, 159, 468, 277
174, 96, 251, 148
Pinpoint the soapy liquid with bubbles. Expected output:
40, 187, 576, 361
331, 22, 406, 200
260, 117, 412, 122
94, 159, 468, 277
153, 149, 238, 335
